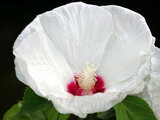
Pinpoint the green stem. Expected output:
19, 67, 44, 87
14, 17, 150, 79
57, 113, 60, 120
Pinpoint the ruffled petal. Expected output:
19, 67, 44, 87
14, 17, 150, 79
38, 2, 113, 72
140, 47, 160, 119
13, 19, 74, 98
100, 5, 153, 88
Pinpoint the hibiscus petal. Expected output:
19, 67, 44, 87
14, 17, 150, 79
140, 47, 160, 119
100, 5, 153, 89
38, 2, 113, 72
13, 20, 74, 98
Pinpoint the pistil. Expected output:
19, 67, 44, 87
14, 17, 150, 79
67, 62, 106, 96
76, 62, 97, 95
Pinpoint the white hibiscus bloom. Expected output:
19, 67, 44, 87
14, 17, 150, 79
13, 2, 160, 119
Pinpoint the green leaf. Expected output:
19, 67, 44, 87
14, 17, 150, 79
3, 86, 70, 120
114, 95, 157, 120
45, 107, 70, 120
15, 109, 48, 120
3, 101, 22, 120
18, 87, 70, 120
19, 87, 53, 114
97, 108, 116, 120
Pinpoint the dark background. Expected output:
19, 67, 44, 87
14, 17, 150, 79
0, 0, 160, 119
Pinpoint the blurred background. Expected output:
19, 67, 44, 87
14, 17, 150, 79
0, 0, 160, 119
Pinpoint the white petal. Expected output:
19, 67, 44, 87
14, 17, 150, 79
38, 2, 113, 72
100, 5, 153, 89
51, 90, 125, 118
13, 18, 74, 98
140, 47, 160, 119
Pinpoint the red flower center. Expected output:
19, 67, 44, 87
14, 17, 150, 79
67, 74, 106, 96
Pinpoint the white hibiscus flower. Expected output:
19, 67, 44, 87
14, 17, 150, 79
13, 2, 160, 119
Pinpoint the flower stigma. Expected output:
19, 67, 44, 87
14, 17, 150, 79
67, 62, 106, 96
76, 62, 97, 95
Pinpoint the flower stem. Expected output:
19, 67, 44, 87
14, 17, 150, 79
57, 113, 60, 120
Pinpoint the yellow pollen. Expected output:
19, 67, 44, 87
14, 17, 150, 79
76, 62, 97, 92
